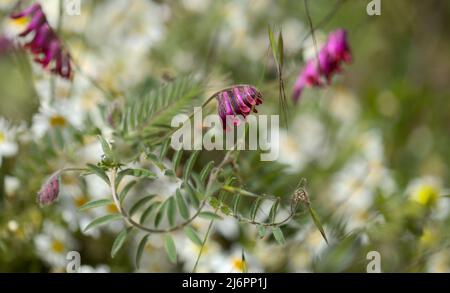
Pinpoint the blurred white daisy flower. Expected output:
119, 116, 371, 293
210, 246, 262, 273
34, 220, 78, 269
79, 264, 110, 273
31, 98, 85, 139
407, 176, 441, 208
0, 118, 22, 166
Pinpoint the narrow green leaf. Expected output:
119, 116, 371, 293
164, 235, 177, 263
183, 150, 200, 182
272, 227, 286, 245
120, 168, 157, 179
199, 161, 215, 184
232, 194, 241, 214
308, 206, 328, 244
278, 30, 284, 69
186, 183, 200, 208
184, 226, 202, 246
191, 173, 205, 193
268, 26, 279, 67
251, 198, 262, 221
139, 201, 161, 224
176, 189, 190, 220
257, 225, 266, 239
86, 163, 110, 185
167, 196, 176, 227
154, 200, 169, 227
146, 152, 165, 171
172, 149, 183, 173
119, 180, 137, 202
159, 138, 170, 160
98, 135, 113, 160
135, 234, 150, 269
84, 214, 122, 232
129, 195, 156, 216
269, 200, 279, 224
111, 228, 131, 258
78, 198, 112, 212
242, 250, 248, 273
198, 211, 222, 221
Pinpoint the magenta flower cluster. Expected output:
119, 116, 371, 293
215, 85, 263, 129
10, 3, 72, 79
292, 29, 352, 103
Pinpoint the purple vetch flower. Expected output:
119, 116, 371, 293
292, 29, 352, 103
37, 171, 61, 205
326, 29, 352, 64
10, 3, 72, 79
215, 85, 263, 129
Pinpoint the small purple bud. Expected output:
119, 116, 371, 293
37, 171, 61, 205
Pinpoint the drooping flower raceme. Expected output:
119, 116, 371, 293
292, 29, 352, 103
215, 85, 263, 129
10, 3, 72, 79
37, 171, 61, 205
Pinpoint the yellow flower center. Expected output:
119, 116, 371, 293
106, 203, 119, 213
74, 197, 88, 208
231, 257, 245, 272
0, 132, 5, 143
414, 185, 439, 206
50, 115, 67, 128
420, 228, 437, 247
11, 16, 30, 27
51, 239, 65, 253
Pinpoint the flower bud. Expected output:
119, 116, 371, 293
37, 171, 61, 205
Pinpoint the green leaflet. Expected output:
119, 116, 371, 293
251, 198, 262, 221
129, 195, 156, 216
198, 211, 222, 220
183, 150, 200, 182
154, 199, 169, 227
139, 201, 161, 224
184, 226, 202, 247
268, 200, 279, 224
111, 228, 133, 258
84, 214, 122, 232
86, 164, 110, 185
164, 235, 177, 263
308, 205, 328, 244
167, 196, 176, 227
78, 198, 112, 212
119, 180, 137, 203
172, 149, 183, 173
176, 189, 190, 220
159, 138, 171, 160
272, 227, 286, 245
135, 234, 150, 269
199, 161, 215, 184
